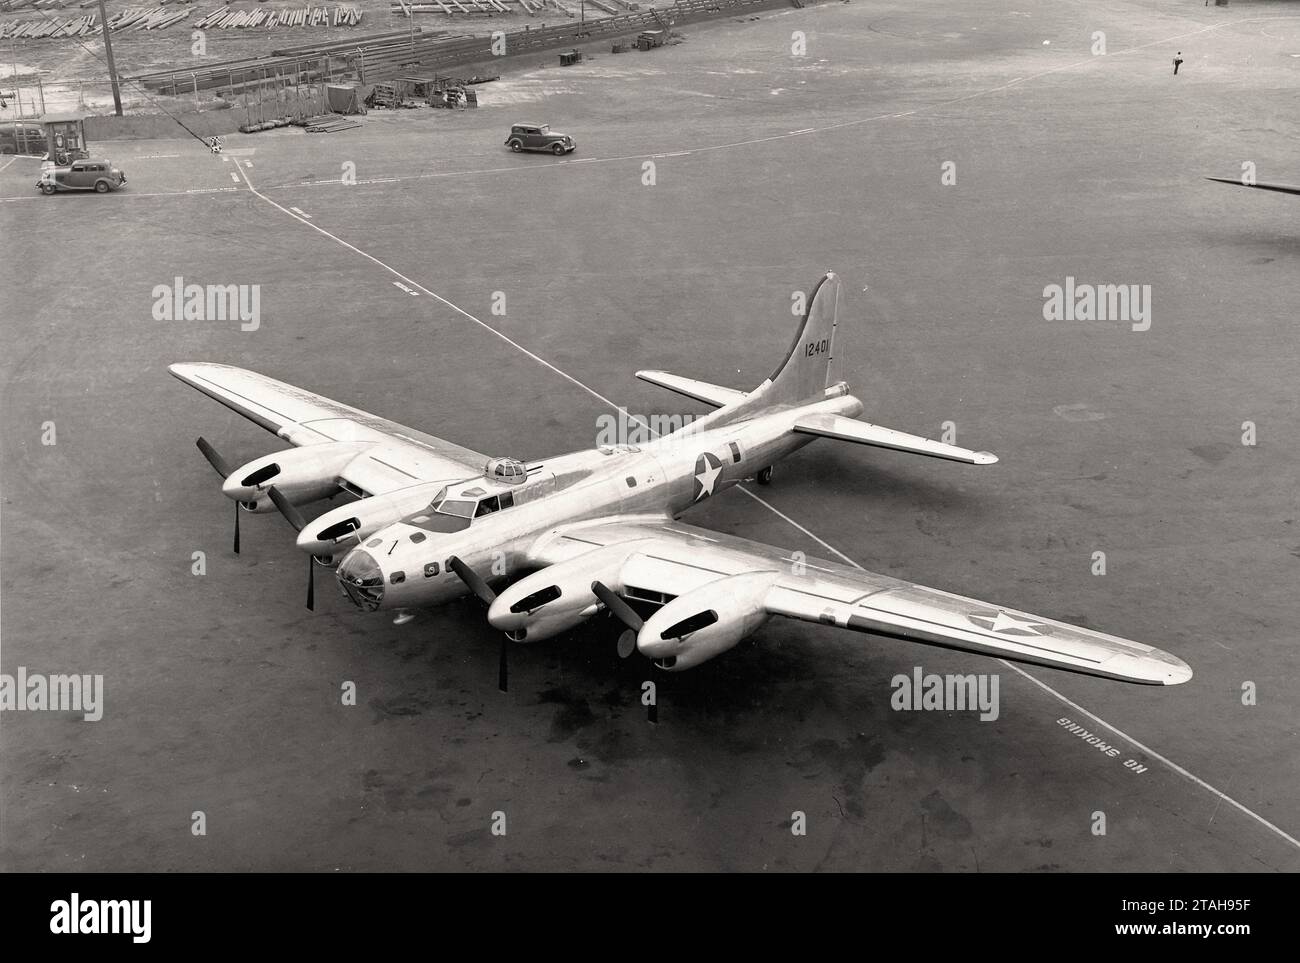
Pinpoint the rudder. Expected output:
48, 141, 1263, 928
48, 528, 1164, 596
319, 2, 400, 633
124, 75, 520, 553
766, 272, 841, 405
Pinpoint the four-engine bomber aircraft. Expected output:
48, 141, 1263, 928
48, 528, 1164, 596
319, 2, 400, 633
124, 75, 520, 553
171, 272, 1192, 692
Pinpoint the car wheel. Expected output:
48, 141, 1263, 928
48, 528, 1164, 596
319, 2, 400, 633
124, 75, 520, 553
94, 180, 110, 193
551, 143, 566, 155
509, 140, 523, 152
40, 183, 56, 195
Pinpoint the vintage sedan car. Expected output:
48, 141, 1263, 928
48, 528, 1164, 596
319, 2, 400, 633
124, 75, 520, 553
36, 158, 127, 195
503, 123, 576, 155
0, 124, 44, 155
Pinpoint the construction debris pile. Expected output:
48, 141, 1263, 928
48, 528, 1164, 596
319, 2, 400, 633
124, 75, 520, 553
364, 74, 488, 109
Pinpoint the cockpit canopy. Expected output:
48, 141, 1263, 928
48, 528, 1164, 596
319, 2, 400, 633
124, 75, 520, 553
405, 483, 518, 533
484, 457, 528, 485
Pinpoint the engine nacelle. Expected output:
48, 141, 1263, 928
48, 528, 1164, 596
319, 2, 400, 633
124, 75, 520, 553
637, 571, 778, 671
487, 540, 651, 642
294, 480, 450, 562
222, 441, 374, 513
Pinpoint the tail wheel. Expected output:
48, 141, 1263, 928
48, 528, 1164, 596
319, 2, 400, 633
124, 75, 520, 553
757, 467, 773, 485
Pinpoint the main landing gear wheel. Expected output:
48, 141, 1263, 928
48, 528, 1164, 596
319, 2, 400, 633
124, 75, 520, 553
757, 466, 773, 485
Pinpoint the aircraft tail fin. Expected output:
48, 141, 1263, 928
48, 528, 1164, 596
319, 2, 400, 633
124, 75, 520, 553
764, 271, 843, 406
636, 272, 846, 433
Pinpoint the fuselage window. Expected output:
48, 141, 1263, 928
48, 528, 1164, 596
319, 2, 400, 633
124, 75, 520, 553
475, 496, 501, 518
410, 532, 426, 543
389, 571, 406, 585
626, 476, 637, 488
728, 442, 742, 463
499, 491, 514, 509
424, 562, 439, 578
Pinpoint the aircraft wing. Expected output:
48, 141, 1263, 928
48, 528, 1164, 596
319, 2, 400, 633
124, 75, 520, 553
169, 362, 488, 495
1206, 176, 1300, 197
528, 519, 1192, 685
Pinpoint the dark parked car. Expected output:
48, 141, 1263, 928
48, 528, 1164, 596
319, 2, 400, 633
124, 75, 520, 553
0, 124, 44, 155
504, 123, 575, 155
37, 158, 126, 195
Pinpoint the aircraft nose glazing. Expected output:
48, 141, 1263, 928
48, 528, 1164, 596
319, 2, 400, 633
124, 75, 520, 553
337, 549, 384, 610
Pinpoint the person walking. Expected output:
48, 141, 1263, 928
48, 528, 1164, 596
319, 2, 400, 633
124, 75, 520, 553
1173, 51, 1184, 75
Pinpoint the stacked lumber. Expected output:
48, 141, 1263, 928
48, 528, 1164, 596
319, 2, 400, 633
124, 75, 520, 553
0, 13, 97, 37
131, 6, 191, 29
190, 5, 362, 29
109, 6, 155, 29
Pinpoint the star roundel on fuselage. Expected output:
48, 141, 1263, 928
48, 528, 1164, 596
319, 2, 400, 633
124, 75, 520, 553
693, 451, 724, 501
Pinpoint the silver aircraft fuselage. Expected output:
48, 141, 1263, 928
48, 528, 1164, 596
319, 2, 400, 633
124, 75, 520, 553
335, 390, 862, 612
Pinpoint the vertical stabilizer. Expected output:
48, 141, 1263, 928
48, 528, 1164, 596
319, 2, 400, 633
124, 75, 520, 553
765, 272, 841, 405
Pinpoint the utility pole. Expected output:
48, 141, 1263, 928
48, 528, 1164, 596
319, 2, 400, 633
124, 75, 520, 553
95, 0, 123, 116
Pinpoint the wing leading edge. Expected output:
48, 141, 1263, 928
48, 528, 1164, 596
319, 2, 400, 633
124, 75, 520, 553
170, 362, 489, 495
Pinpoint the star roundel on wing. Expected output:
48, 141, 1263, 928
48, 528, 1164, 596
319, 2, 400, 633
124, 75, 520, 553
967, 610, 1050, 637
693, 451, 724, 501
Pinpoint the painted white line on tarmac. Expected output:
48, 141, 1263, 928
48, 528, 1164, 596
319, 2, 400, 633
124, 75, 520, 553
232, 158, 1300, 859
289, 206, 311, 218
1003, 662, 1300, 850
0, 187, 240, 203
0, 156, 18, 173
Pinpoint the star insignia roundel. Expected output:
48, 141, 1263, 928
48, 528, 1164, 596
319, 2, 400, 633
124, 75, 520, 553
693, 452, 724, 501
967, 610, 1049, 637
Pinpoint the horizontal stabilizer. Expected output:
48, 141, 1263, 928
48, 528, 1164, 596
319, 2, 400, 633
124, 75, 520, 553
794, 413, 998, 465
636, 370, 748, 409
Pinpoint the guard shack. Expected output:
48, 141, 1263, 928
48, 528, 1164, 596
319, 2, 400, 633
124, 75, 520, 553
42, 114, 89, 165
